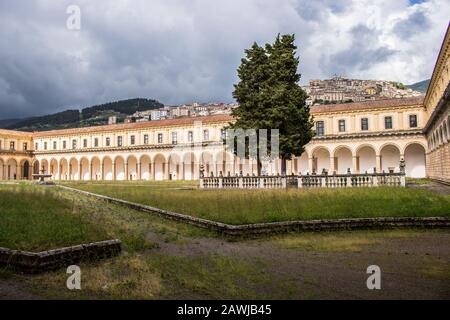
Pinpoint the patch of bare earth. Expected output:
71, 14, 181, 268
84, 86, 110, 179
146, 229, 450, 299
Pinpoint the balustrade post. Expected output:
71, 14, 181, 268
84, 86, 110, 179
281, 176, 287, 188
298, 173, 303, 188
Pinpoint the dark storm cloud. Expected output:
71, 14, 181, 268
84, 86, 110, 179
321, 25, 397, 76
0, 0, 446, 119
393, 10, 432, 39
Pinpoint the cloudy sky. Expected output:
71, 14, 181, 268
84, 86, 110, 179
0, 0, 449, 119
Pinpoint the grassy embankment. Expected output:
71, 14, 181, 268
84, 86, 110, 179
0, 185, 111, 251
67, 182, 450, 225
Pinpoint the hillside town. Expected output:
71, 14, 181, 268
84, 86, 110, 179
123, 102, 238, 123
119, 76, 425, 123
302, 76, 424, 106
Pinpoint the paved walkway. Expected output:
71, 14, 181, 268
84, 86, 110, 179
407, 180, 450, 196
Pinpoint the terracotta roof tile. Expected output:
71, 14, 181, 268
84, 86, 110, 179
310, 97, 424, 113
0, 129, 32, 138
32, 114, 235, 137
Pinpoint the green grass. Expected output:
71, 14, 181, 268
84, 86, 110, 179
67, 183, 450, 225
0, 185, 110, 251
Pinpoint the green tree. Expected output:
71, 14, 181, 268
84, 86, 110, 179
230, 34, 313, 174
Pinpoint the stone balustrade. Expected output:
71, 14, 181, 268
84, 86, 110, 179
200, 159, 406, 189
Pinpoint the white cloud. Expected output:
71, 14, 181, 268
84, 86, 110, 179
0, 0, 448, 118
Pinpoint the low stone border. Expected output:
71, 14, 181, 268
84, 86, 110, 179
0, 239, 121, 274
59, 185, 450, 236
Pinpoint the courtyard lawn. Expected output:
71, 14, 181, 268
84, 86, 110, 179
0, 185, 110, 251
67, 182, 450, 225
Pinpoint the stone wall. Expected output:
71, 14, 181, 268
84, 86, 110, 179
0, 239, 121, 273
427, 143, 450, 184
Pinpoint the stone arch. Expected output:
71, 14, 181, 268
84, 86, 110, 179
103, 156, 113, 181
168, 153, 182, 180
60, 158, 69, 181
80, 157, 90, 180
32, 160, 40, 179
356, 144, 377, 174
443, 120, 448, 142
183, 152, 197, 180
69, 157, 79, 180
214, 151, 234, 177
333, 146, 353, 174
0, 158, 4, 180
153, 153, 166, 181
20, 159, 31, 180
140, 155, 151, 180
6, 158, 18, 180
311, 146, 331, 174
49, 158, 58, 180
91, 157, 102, 181
404, 143, 426, 178
199, 151, 214, 177
126, 155, 138, 181
41, 159, 49, 175
379, 144, 401, 173
296, 151, 309, 174
114, 155, 126, 181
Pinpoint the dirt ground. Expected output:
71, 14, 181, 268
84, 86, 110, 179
2, 229, 449, 300
1, 182, 449, 300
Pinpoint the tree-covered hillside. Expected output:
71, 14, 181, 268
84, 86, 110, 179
407, 79, 430, 93
1, 98, 164, 132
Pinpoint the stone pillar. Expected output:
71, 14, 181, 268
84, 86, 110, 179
137, 162, 142, 180
112, 162, 116, 181
79, 163, 83, 180
101, 163, 104, 181
89, 161, 93, 181
150, 162, 155, 180
69, 164, 72, 180
164, 162, 169, 180
376, 155, 382, 173
180, 162, 185, 180
308, 157, 314, 174
16, 164, 21, 180
125, 162, 129, 180
329, 157, 335, 174
352, 156, 359, 174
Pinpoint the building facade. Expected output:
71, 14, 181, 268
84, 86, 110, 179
1, 26, 449, 183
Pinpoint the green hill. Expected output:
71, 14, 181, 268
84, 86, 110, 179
2, 98, 164, 132
407, 79, 430, 93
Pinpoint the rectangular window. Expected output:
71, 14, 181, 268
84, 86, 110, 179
35, 143, 38, 151
117, 136, 123, 147
143, 134, 149, 145
220, 129, 226, 140
172, 132, 177, 145
316, 121, 325, 137
43, 142, 47, 150
106, 137, 111, 147
23, 143, 27, 151
63, 141, 67, 149
157, 133, 163, 144
409, 114, 417, 128
53, 141, 57, 150
83, 139, 88, 148
203, 130, 209, 141
338, 120, 346, 132
361, 118, 369, 131
130, 135, 135, 145
72, 140, 77, 149
385, 116, 393, 129
187, 131, 193, 142
94, 138, 99, 147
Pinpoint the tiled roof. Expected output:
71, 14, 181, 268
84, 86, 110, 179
0, 129, 32, 137
33, 114, 235, 137
310, 97, 424, 113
